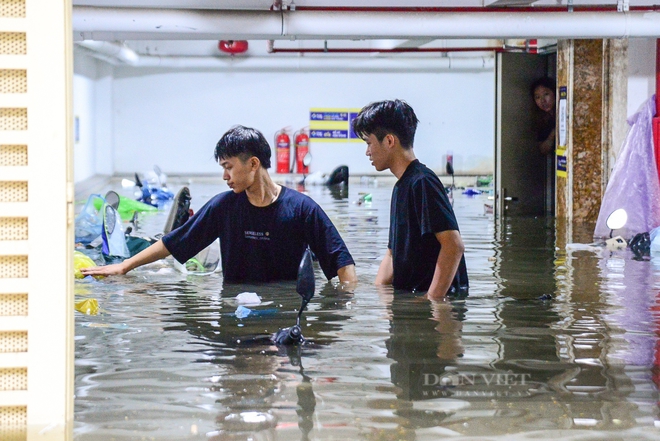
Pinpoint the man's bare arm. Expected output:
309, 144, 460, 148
337, 264, 357, 283
426, 230, 464, 301
80, 240, 172, 277
375, 249, 394, 285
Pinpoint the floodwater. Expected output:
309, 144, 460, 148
74, 178, 660, 440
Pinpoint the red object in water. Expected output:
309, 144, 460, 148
218, 40, 249, 54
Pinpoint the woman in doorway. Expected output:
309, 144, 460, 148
530, 76, 557, 214
531, 77, 556, 156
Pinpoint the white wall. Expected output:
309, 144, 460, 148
95, 62, 114, 177
111, 67, 495, 176
73, 53, 97, 183
628, 38, 656, 118
73, 51, 114, 183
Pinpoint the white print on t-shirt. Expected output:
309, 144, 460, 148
244, 230, 271, 241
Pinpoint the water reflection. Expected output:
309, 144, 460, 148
157, 279, 351, 439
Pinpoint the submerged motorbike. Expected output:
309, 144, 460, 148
272, 246, 315, 346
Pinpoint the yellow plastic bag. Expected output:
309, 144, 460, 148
75, 298, 99, 315
74, 251, 97, 279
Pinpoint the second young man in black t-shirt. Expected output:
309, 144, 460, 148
352, 99, 468, 300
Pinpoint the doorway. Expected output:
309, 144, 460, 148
495, 51, 557, 217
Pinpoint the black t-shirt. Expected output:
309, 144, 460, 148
389, 160, 469, 295
162, 186, 355, 283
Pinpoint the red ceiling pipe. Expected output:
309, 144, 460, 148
654, 39, 660, 183
293, 6, 660, 13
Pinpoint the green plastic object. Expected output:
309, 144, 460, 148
476, 175, 493, 187
93, 195, 156, 221
358, 193, 372, 204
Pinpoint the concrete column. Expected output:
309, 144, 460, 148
555, 39, 628, 237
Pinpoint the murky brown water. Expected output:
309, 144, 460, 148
74, 178, 660, 440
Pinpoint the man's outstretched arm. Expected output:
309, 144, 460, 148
80, 240, 172, 277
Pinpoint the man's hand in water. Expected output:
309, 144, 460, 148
336, 264, 358, 293
81, 262, 129, 277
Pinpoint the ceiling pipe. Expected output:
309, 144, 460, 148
267, 45, 557, 55
292, 6, 660, 13
74, 41, 494, 71
76, 40, 139, 64
268, 47, 508, 54
73, 7, 660, 41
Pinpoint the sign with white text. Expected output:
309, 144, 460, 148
309, 108, 362, 143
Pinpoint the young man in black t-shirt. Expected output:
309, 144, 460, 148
352, 100, 468, 300
82, 125, 357, 285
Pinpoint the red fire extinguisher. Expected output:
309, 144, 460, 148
275, 128, 291, 174
294, 128, 310, 174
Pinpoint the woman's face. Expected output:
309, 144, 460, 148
534, 85, 555, 113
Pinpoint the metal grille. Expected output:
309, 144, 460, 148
0, 33, 26, 55
0, 0, 25, 18
0, 70, 26, 93
0, 182, 27, 202
0, 368, 26, 391
0, 108, 27, 130
0, 406, 27, 441
0, 218, 27, 240
0, 294, 27, 315
0, 145, 27, 166
0, 332, 27, 352
0, 256, 27, 278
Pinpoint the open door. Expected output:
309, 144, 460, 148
496, 52, 555, 217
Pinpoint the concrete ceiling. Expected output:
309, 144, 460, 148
72, 0, 659, 64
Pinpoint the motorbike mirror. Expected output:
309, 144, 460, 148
104, 190, 120, 210
297, 247, 315, 303
272, 247, 315, 346
606, 208, 627, 231
303, 152, 312, 168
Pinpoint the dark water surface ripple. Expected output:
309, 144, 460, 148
74, 179, 660, 440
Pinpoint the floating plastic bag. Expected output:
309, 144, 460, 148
595, 95, 660, 238
75, 298, 99, 315
236, 292, 261, 306
234, 305, 277, 319
73, 251, 97, 279
75, 194, 105, 244
235, 305, 252, 319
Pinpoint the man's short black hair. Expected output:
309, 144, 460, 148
351, 99, 419, 149
214, 125, 271, 169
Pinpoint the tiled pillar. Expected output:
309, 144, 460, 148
555, 39, 628, 239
